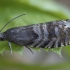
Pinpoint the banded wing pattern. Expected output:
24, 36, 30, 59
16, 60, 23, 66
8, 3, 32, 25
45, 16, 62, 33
31, 19, 70, 48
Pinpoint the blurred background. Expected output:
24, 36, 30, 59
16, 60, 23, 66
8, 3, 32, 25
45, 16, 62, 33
0, 0, 70, 70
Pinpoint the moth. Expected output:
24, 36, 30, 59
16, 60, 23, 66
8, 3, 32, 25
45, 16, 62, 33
0, 14, 70, 55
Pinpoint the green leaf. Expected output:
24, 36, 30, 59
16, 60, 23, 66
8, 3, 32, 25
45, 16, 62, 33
51, 47, 62, 57
44, 48, 49, 52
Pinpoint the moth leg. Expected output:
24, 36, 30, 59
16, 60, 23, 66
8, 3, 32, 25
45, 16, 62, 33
25, 46, 33, 54
8, 42, 13, 56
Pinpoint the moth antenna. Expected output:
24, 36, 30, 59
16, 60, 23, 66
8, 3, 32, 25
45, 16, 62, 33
0, 14, 26, 32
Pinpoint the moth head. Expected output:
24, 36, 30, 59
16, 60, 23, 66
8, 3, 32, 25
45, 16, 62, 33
0, 33, 5, 41
58, 20, 70, 28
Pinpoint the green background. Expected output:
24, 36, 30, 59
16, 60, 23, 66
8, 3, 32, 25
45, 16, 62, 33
0, 0, 70, 70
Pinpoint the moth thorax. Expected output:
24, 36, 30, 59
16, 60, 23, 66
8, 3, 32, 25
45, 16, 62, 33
0, 33, 5, 41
